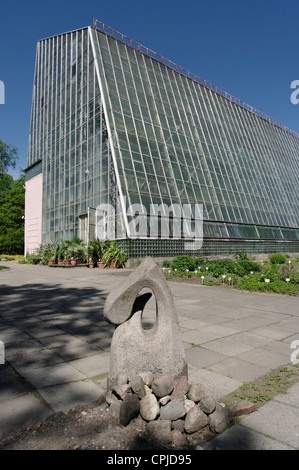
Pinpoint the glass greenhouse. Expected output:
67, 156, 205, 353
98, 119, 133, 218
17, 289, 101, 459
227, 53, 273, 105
25, 20, 299, 258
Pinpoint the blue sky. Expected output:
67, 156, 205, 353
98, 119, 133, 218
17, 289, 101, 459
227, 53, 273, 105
0, 0, 298, 178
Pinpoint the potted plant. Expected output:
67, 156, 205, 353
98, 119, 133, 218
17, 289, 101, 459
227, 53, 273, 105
102, 241, 127, 269
49, 256, 56, 266
88, 239, 104, 268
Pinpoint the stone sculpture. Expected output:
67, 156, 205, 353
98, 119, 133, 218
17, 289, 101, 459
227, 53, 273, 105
104, 257, 188, 389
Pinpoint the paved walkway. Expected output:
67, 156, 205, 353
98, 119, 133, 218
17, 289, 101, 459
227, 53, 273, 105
0, 261, 298, 449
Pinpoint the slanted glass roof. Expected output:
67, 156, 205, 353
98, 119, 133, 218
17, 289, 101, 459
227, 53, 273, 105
91, 27, 299, 231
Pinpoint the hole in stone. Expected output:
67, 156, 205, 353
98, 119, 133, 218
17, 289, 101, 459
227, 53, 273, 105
137, 288, 157, 331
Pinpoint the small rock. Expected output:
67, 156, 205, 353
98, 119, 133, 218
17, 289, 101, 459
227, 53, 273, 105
130, 376, 146, 399
171, 419, 185, 432
106, 390, 119, 406
151, 375, 174, 398
140, 393, 160, 421
138, 371, 154, 386
171, 376, 189, 401
184, 399, 195, 413
171, 429, 189, 448
119, 395, 140, 426
109, 400, 122, 417
147, 420, 172, 445
187, 384, 206, 403
112, 384, 132, 401
115, 372, 128, 386
159, 395, 171, 406
184, 405, 209, 434
199, 396, 216, 414
232, 400, 258, 416
160, 400, 187, 421
209, 404, 232, 434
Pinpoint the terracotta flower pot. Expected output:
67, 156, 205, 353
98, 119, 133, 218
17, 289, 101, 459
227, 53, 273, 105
49, 260, 55, 266
98, 261, 105, 269
71, 259, 77, 266
109, 260, 119, 269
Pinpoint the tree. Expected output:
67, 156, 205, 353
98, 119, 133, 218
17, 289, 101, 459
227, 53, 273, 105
0, 141, 24, 254
0, 140, 18, 176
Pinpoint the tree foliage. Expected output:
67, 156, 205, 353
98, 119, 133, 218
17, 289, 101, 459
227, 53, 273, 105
0, 141, 24, 254
0, 140, 18, 175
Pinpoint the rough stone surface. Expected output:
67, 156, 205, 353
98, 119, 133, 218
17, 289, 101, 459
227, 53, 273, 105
138, 371, 154, 387
160, 400, 187, 421
147, 420, 172, 445
119, 395, 140, 426
171, 376, 189, 402
115, 373, 128, 386
104, 258, 188, 388
130, 376, 146, 399
232, 400, 258, 416
151, 375, 174, 398
184, 399, 196, 413
184, 406, 209, 434
171, 429, 189, 448
159, 396, 171, 406
171, 419, 185, 432
209, 404, 230, 434
187, 384, 206, 403
139, 393, 160, 422
112, 384, 132, 401
199, 396, 216, 414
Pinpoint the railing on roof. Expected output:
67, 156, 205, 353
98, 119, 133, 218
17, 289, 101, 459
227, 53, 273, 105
93, 18, 299, 139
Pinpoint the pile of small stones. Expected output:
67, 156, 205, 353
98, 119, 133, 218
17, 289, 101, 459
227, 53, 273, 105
105, 372, 234, 448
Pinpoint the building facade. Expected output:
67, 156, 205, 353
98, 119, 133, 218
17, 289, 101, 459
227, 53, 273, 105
25, 20, 299, 258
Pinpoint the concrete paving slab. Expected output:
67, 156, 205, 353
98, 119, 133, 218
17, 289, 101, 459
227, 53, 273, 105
201, 336, 255, 356
38, 379, 104, 412
69, 352, 110, 377
238, 347, 291, 369
274, 382, 299, 407
0, 393, 52, 433
188, 366, 242, 400
182, 329, 218, 345
239, 400, 299, 449
7, 348, 65, 372
0, 373, 33, 401
209, 357, 269, 383
185, 345, 226, 369
200, 324, 241, 338
261, 339, 294, 356
203, 424, 294, 450
20, 363, 86, 388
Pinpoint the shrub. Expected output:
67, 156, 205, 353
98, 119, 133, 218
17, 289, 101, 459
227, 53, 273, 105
207, 260, 236, 277
238, 252, 249, 260
235, 259, 262, 275
238, 277, 298, 295
162, 260, 171, 268
171, 256, 196, 273
202, 275, 220, 286
269, 253, 287, 265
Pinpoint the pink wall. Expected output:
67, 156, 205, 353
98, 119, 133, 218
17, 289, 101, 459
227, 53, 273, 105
25, 173, 43, 254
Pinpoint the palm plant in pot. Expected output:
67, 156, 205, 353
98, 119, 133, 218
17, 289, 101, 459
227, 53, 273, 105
102, 241, 127, 268
88, 239, 104, 268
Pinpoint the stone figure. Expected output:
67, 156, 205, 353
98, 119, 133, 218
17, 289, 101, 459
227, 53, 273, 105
104, 257, 188, 389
